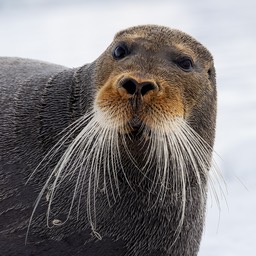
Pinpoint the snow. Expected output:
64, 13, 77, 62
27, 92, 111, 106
0, 0, 255, 254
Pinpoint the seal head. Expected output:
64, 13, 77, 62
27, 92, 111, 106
94, 25, 216, 142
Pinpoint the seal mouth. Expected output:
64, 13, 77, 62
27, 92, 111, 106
128, 115, 143, 129
128, 115, 144, 137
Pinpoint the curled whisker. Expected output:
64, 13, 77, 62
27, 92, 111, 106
26, 108, 127, 241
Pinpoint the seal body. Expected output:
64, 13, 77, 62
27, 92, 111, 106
0, 25, 217, 256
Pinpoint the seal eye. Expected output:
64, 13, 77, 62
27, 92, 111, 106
113, 44, 129, 60
176, 58, 193, 72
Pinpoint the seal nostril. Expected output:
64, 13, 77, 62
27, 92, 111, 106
121, 79, 137, 95
141, 83, 156, 96
121, 78, 156, 96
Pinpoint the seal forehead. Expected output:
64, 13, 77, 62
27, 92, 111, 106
114, 25, 213, 62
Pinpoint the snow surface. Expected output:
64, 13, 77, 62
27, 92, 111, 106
0, 0, 255, 254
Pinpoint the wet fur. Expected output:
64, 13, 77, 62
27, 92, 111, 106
0, 25, 217, 255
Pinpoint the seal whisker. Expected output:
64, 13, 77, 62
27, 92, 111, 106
26, 112, 94, 185
28, 111, 127, 235
101, 125, 120, 204
26, 112, 95, 240
178, 122, 226, 207
46, 117, 101, 226
167, 124, 187, 240
141, 116, 215, 244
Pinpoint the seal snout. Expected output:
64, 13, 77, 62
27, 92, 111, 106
120, 77, 158, 96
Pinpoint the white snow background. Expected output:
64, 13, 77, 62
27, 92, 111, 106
0, 0, 255, 255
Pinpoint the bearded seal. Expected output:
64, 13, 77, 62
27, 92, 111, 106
0, 25, 217, 256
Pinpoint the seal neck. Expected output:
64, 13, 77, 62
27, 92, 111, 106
70, 63, 95, 121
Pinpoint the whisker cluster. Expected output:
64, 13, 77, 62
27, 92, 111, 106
138, 117, 222, 240
27, 108, 126, 240
27, 111, 224, 244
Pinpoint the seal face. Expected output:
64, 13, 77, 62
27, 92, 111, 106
0, 25, 217, 256
94, 26, 215, 135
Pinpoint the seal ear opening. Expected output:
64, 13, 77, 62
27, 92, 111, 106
207, 67, 216, 84
207, 68, 212, 78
